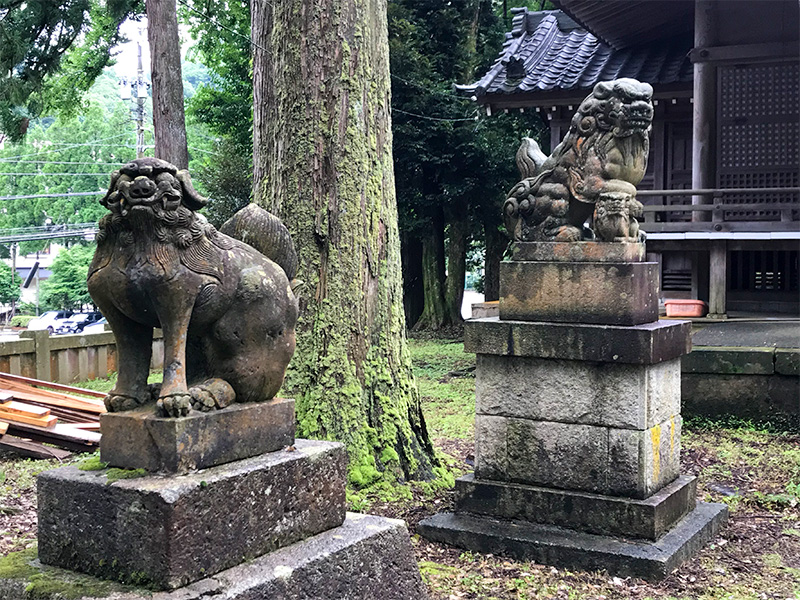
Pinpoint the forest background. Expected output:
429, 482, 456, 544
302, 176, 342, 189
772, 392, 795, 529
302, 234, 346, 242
0, 0, 549, 326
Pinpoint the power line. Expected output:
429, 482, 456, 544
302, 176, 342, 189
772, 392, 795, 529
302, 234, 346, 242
391, 108, 479, 123
0, 133, 133, 162
0, 191, 104, 201
0, 173, 109, 177
0, 160, 130, 166
178, 0, 269, 52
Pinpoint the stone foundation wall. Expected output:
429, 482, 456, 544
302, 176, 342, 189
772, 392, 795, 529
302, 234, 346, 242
682, 346, 799, 418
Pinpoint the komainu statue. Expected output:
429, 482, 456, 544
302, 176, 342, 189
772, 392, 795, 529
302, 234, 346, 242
88, 158, 299, 417
503, 78, 653, 242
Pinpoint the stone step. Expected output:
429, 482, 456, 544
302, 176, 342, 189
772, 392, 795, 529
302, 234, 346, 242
454, 474, 697, 540
418, 502, 728, 581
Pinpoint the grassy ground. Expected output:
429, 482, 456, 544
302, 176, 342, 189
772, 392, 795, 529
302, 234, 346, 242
0, 338, 798, 599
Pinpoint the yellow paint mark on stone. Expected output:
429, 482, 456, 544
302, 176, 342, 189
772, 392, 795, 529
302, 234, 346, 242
650, 424, 661, 481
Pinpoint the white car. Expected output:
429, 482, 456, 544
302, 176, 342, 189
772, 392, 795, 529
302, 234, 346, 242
27, 310, 74, 333
82, 318, 108, 334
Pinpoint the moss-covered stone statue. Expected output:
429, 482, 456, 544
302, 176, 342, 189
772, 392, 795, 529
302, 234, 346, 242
88, 158, 299, 417
504, 78, 653, 242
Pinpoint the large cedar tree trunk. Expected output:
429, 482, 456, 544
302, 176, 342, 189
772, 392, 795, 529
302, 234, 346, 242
412, 205, 447, 330
444, 207, 468, 323
251, 0, 436, 483
147, 0, 188, 169
483, 222, 506, 302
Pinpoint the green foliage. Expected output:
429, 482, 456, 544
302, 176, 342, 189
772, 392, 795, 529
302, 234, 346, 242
0, 260, 22, 306
196, 138, 252, 227
9, 315, 34, 327
0, 0, 142, 143
39, 243, 95, 310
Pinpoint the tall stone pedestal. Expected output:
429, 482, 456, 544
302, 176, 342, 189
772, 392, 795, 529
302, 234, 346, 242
6, 399, 427, 599
419, 242, 727, 580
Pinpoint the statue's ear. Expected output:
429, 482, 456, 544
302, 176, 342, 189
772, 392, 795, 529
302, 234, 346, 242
594, 81, 612, 99
101, 170, 121, 208
175, 170, 208, 210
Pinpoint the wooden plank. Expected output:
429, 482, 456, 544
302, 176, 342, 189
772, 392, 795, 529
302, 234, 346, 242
0, 372, 107, 398
641, 221, 800, 233
7, 421, 101, 448
0, 421, 7, 436
0, 388, 105, 414
0, 400, 50, 417
0, 412, 58, 428
70, 423, 101, 431
0, 391, 12, 402
0, 435, 73, 460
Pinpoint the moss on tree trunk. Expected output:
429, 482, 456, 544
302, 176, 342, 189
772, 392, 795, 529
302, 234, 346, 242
252, 0, 436, 484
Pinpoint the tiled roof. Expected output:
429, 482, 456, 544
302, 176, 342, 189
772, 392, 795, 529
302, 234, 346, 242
462, 9, 693, 102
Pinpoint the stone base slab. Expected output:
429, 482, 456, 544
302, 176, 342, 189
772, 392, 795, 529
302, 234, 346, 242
499, 260, 659, 325
476, 354, 681, 430
465, 317, 691, 365
37, 440, 346, 590
418, 502, 728, 581
454, 474, 697, 540
512, 241, 646, 263
1, 514, 428, 600
476, 414, 681, 498
100, 398, 295, 473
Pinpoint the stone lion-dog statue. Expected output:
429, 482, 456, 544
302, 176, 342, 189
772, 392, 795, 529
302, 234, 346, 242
88, 158, 299, 417
504, 78, 653, 242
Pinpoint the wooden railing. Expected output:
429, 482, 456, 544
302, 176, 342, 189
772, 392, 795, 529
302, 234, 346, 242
637, 187, 800, 233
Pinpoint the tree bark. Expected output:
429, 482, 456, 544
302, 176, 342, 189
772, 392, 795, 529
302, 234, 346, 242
401, 233, 424, 327
147, 0, 189, 169
483, 222, 506, 302
444, 207, 468, 324
252, 0, 436, 483
412, 205, 447, 330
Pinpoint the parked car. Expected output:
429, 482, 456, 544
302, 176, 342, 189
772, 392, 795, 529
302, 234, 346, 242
81, 317, 108, 334
27, 310, 74, 333
55, 312, 104, 334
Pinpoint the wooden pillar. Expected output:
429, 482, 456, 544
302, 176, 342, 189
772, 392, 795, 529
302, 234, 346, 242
708, 241, 727, 318
692, 0, 716, 222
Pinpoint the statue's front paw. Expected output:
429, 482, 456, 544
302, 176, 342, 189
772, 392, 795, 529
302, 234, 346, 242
189, 379, 236, 412
104, 393, 149, 412
157, 393, 192, 417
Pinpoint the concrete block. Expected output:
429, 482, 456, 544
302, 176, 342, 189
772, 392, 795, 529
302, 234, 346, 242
37, 440, 347, 590
465, 318, 691, 365
682, 346, 775, 375
775, 348, 800, 376
418, 502, 728, 581
475, 355, 681, 429
512, 241, 646, 263
455, 474, 697, 540
499, 260, 659, 325
100, 399, 295, 473
2, 514, 428, 600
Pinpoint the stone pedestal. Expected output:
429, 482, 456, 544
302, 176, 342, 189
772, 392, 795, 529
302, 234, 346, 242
27, 401, 427, 598
419, 241, 726, 580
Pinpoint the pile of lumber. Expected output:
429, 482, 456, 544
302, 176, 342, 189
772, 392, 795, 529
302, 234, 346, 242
0, 373, 105, 459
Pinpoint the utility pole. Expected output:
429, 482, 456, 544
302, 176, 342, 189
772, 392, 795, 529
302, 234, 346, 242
135, 28, 147, 159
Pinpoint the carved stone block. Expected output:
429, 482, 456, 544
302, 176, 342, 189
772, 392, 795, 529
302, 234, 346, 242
100, 398, 295, 473
476, 355, 681, 430
499, 260, 659, 325
38, 440, 346, 590
511, 241, 646, 263
465, 318, 691, 365
454, 473, 697, 540
476, 415, 681, 499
